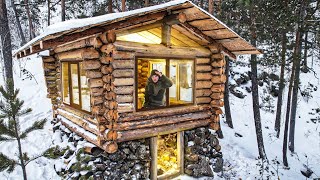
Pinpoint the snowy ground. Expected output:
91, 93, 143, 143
0, 53, 319, 179
0, 54, 60, 179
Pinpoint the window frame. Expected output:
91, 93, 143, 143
61, 61, 91, 114
135, 56, 195, 112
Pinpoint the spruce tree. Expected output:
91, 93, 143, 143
0, 80, 46, 180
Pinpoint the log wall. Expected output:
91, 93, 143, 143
42, 53, 61, 115
47, 32, 226, 153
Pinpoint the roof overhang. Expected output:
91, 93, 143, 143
14, 0, 262, 60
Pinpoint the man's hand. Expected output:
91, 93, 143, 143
155, 71, 162, 77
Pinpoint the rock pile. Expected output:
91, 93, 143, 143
54, 121, 151, 180
184, 127, 223, 177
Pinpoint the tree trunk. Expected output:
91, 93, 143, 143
24, 0, 35, 39
122, 0, 125, 12
199, 0, 204, 8
209, 0, 213, 15
0, 0, 14, 81
275, 30, 287, 138
301, 30, 308, 72
13, 116, 27, 180
61, 0, 65, 21
47, 0, 50, 26
289, 1, 305, 153
283, 59, 295, 167
216, 121, 224, 138
224, 56, 233, 128
250, 5, 267, 160
11, 0, 26, 45
108, 0, 112, 13
144, 0, 149, 7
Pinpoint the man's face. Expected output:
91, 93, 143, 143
151, 75, 159, 83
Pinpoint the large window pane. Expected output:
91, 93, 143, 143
62, 62, 70, 104
80, 63, 90, 111
70, 64, 80, 105
169, 60, 193, 106
136, 58, 194, 110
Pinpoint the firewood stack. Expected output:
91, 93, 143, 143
42, 54, 61, 115
137, 59, 149, 108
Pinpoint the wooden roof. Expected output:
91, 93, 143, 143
14, 0, 261, 59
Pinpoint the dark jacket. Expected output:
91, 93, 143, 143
144, 71, 173, 108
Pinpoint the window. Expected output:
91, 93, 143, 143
150, 132, 184, 179
61, 62, 90, 112
136, 58, 194, 110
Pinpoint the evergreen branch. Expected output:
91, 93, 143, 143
25, 154, 42, 166
0, 120, 16, 138
20, 119, 47, 139
17, 108, 32, 117
0, 153, 17, 173
0, 135, 15, 142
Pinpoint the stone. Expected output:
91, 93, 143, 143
185, 154, 199, 162
213, 157, 223, 173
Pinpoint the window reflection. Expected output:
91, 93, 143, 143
80, 63, 90, 112
62, 62, 70, 104
70, 64, 80, 105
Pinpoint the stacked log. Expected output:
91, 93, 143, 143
137, 59, 149, 109
209, 53, 226, 130
42, 54, 61, 114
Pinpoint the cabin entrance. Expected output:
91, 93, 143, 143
151, 132, 184, 179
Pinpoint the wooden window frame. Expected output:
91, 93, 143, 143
61, 61, 90, 113
135, 56, 195, 112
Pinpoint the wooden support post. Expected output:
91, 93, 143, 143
161, 23, 171, 46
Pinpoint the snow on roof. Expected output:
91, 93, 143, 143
15, 0, 189, 55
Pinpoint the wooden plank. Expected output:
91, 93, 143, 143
188, 19, 224, 31
179, 22, 237, 60
179, 6, 209, 21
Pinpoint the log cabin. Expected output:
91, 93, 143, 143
14, 0, 261, 179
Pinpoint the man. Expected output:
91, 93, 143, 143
143, 69, 173, 108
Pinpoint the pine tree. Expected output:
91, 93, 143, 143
0, 80, 47, 180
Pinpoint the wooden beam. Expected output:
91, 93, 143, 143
117, 119, 211, 142
114, 40, 211, 58
179, 22, 236, 59
119, 105, 210, 122
161, 23, 171, 46
114, 111, 210, 131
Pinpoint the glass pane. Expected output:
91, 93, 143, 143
117, 27, 162, 44
70, 64, 80, 105
62, 62, 70, 104
169, 60, 193, 105
80, 63, 90, 111
137, 58, 167, 110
